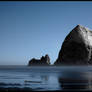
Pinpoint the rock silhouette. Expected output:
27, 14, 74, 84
54, 25, 92, 65
28, 54, 50, 66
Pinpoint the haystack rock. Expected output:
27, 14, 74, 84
28, 54, 50, 66
54, 25, 92, 65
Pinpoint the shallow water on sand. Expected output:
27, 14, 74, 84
0, 65, 92, 91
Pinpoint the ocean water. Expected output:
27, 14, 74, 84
0, 65, 92, 91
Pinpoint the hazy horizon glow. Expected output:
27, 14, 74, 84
0, 1, 92, 65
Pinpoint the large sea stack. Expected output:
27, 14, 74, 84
28, 54, 50, 66
54, 25, 92, 65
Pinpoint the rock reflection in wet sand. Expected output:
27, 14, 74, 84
58, 71, 92, 91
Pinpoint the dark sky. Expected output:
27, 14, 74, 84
0, 1, 92, 65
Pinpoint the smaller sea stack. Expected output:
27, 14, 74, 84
28, 54, 50, 66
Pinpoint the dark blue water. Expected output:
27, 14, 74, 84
0, 65, 92, 91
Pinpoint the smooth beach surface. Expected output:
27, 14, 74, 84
0, 65, 92, 91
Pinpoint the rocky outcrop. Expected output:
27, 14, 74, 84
54, 25, 92, 65
28, 54, 50, 66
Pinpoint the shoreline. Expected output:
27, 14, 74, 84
0, 87, 91, 92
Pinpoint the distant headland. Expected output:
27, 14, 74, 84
28, 25, 92, 66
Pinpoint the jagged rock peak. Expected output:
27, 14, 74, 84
73, 24, 91, 33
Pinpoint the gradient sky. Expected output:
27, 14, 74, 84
0, 1, 92, 65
